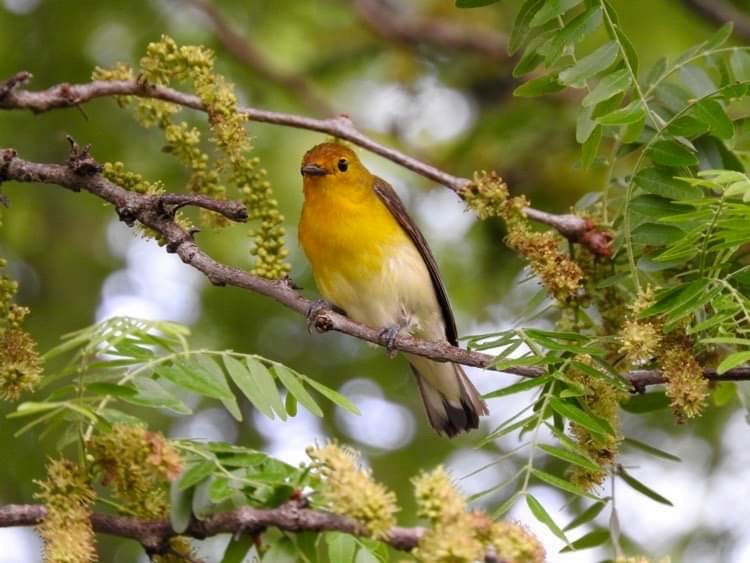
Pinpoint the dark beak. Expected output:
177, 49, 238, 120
301, 164, 328, 177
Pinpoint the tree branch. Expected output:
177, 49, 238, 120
0, 144, 747, 390
0, 501, 481, 560
0, 73, 612, 256
182, 0, 334, 116
681, 0, 750, 42
353, 0, 511, 61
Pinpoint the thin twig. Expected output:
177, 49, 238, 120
0, 74, 612, 256
0, 145, 746, 388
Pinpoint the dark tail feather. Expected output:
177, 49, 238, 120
411, 362, 488, 438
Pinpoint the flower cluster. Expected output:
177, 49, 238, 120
0, 328, 42, 401
0, 214, 42, 402
618, 286, 662, 365
92, 35, 290, 278
659, 336, 708, 421
306, 442, 398, 539
34, 458, 97, 563
566, 356, 627, 491
89, 423, 182, 518
413, 466, 544, 563
464, 171, 582, 301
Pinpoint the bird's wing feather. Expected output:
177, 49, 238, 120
373, 176, 458, 345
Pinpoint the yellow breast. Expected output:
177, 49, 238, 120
298, 180, 407, 300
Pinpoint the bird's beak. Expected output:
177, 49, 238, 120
301, 164, 328, 177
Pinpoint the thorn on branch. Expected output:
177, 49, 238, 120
116, 206, 138, 226
65, 135, 102, 177
0, 71, 32, 99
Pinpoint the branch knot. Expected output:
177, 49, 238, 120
65, 136, 102, 177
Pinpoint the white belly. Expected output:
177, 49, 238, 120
316, 241, 446, 340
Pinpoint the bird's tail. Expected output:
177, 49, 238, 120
407, 354, 488, 437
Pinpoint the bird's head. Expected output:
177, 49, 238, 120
300, 143, 371, 191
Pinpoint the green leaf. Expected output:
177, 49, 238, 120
549, 397, 614, 436
532, 468, 599, 499
539, 444, 600, 472
691, 99, 734, 140
326, 532, 356, 563
509, 0, 546, 55
514, 75, 565, 97
178, 460, 215, 490
223, 355, 274, 419
483, 375, 551, 399
455, 0, 500, 7
596, 99, 645, 125
169, 479, 193, 534
195, 356, 240, 420
262, 537, 298, 563
583, 68, 630, 107
273, 365, 322, 417
649, 140, 698, 167
631, 223, 684, 246
581, 125, 602, 169
300, 375, 361, 415
563, 501, 606, 531
623, 438, 681, 462
530, 0, 584, 28
559, 42, 619, 86
221, 536, 254, 563
157, 362, 233, 402
527, 494, 568, 542
730, 49, 750, 81
247, 357, 286, 420
560, 530, 610, 552
540, 7, 602, 65
666, 115, 710, 138
85, 382, 137, 398
634, 168, 703, 199
681, 65, 716, 97
124, 377, 192, 415
617, 466, 673, 506
717, 351, 750, 374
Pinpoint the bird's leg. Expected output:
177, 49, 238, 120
305, 299, 345, 333
378, 325, 401, 359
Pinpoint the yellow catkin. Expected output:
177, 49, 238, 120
567, 356, 627, 490
307, 443, 398, 539
34, 458, 97, 563
463, 171, 582, 301
412, 467, 544, 563
89, 424, 181, 518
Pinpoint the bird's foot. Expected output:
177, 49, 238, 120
378, 325, 401, 359
305, 299, 339, 333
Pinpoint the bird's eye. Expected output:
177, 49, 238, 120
337, 158, 348, 172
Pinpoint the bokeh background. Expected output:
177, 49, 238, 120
0, 0, 749, 561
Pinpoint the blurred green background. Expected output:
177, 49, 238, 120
0, 0, 748, 561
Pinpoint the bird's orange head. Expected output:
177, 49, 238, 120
300, 143, 372, 193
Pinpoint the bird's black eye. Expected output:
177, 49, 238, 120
337, 158, 348, 172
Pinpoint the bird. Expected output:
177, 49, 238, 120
298, 141, 488, 437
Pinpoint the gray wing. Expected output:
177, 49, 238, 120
373, 176, 458, 345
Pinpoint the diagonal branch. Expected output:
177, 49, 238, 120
353, 0, 511, 61
0, 72, 612, 256
182, 0, 334, 116
0, 144, 747, 389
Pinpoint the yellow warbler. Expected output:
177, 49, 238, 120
298, 142, 487, 437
